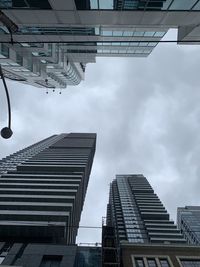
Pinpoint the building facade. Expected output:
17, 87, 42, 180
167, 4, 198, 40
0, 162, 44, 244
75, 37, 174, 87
0, 132, 101, 267
0, 133, 96, 245
177, 206, 200, 245
0, 243, 101, 267
106, 174, 185, 244
1, 0, 200, 88
0, 42, 86, 89
121, 242, 200, 267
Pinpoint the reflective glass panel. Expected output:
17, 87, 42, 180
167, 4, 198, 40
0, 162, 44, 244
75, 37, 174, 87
169, 0, 197, 10
135, 258, 145, 267
0, 0, 51, 9
147, 259, 157, 267
99, 0, 113, 9
181, 260, 200, 267
193, 1, 200, 10
160, 259, 170, 267
0, 44, 9, 58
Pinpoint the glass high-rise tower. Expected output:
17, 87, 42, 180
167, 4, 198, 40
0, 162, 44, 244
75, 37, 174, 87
0, 133, 96, 245
177, 206, 200, 245
0, 0, 200, 88
106, 174, 186, 244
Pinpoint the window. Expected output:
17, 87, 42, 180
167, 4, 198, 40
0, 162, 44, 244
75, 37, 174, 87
181, 260, 200, 267
134, 32, 144, 37
26, 58, 33, 72
74, 247, 101, 267
16, 53, 23, 65
135, 258, 145, 267
0, 256, 5, 264
0, 44, 9, 58
76, 0, 189, 10
0, 0, 52, 9
193, 2, 200, 10
0, 243, 11, 264
160, 259, 170, 267
147, 259, 157, 267
113, 31, 123, 36
144, 32, 155, 37
154, 32, 166, 37
40, 255, 62, 267
169, 0, 197, 10
19, 26, 96, 36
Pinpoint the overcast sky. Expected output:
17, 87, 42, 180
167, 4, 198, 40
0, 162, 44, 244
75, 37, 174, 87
1, 30, 200, 244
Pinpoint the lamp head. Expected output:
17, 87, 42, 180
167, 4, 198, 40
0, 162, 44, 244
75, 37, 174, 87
1, 127, 13, 139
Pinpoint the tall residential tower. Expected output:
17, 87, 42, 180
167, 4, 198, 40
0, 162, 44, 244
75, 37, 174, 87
0, 133, 96, 245
106, 174, 185, 244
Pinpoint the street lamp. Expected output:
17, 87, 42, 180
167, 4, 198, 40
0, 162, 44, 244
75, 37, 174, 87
0, 65, 13, 139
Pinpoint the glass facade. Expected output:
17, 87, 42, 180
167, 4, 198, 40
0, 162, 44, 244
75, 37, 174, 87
16, 53, 23, 65
39, 256, 62, 267
0, 44, 9, 58
74, 247, 101, 267
2, 0, 200, 10
0, 25, 165, 57
107, 175, 185, 245
16, 27, 96, 36
0, 0, 52, 9
0, 26, 165, 40
75, 0, 200, 10
181, 260, 200, 267
177, 207, 200, 245
0, 41, 85, 88
20, 43, 44, 48
117, 177, 145, 243
101, 29, 166, 37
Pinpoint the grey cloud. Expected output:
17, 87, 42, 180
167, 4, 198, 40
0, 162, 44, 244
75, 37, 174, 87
1, 36, 200, 242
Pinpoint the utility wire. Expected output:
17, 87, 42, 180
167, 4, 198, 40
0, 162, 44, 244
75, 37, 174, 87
49, 225, 200, 233
0, 40, 200, 44
2, 221, 200, 233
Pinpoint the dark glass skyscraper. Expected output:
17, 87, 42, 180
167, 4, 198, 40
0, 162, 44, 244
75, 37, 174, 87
0, 133, 96, 245
177, 206, 200, 245
106, 174, 185, 244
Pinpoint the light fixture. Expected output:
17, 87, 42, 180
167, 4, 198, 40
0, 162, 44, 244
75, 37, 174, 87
0, 65, 13, 139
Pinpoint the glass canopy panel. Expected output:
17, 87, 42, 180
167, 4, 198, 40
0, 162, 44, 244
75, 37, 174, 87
169, 0, 198, 10
154, 31, 166, 37
99, 0, 113, 9
162, 0, 173, 9
193, 1, 200, 10
144, 31, 155, 37
90, 0, 98, 8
